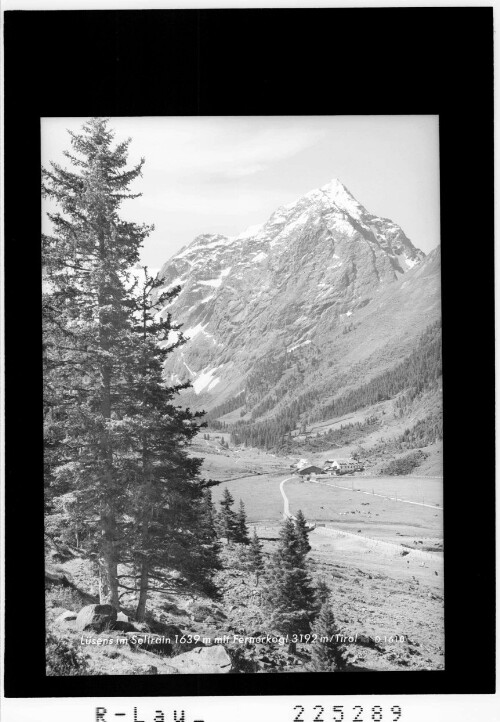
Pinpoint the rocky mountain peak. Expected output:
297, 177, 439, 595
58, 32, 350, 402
306, 177, 366, 217
155, 180, 434, 406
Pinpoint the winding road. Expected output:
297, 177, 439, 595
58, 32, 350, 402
279, 477, 294, 519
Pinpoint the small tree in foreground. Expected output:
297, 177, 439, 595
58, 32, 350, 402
314, 578, 331, 608
309, 601, 347, 672
218, 488, 237, 543
234, 499, 250, 544
294, 509, 311, 557
248, 528, 264, 584
268, 516, 316, 654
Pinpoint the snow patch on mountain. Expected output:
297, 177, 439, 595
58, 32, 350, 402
192, 367, 220, 394
183, 323, 208, 339
200, 293, 215, 304
161, 276, 184, 292
198, 267, 232, 289
287, 339, 312, 353
199, 278, 223, 289
234, 223, 264, 240
404, 256, 420, 269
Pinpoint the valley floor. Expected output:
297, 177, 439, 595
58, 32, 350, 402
45, 440, 444, 674
206, 440, 444, 671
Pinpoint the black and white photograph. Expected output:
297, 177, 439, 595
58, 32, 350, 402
42, 115, 443, 676
3, 6, 496, 717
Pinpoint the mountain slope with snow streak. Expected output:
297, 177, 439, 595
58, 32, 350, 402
155, 179, 439, 421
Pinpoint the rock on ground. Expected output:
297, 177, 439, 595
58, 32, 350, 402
75, 604, 117, 632
55, 610, 77, 624
170, 645, 232, 674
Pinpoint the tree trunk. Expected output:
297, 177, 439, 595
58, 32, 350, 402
97, 248, 119, 608
136, 431, 151, 622
135, 558, 149, 621
288, 641, 297, 655
99, 509, 119, 607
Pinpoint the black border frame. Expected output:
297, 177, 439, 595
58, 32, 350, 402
4, 7, 495, 698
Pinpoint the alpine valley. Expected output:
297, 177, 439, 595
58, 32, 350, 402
156, 178, 442, 472
46, 175, 445, 676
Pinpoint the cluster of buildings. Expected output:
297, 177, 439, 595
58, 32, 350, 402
290, 457, 364, 477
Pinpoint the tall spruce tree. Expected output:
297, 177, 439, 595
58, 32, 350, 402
118, 267, 219, 618
42, 118, 219, 617
268, 516, 316, 653
43, 118, 151, 605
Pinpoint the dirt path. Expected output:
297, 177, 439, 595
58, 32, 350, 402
279, 476, 294, 518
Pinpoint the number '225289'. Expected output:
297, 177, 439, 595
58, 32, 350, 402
293, 705, 403, 722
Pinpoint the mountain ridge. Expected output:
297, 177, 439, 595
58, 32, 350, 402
155, 179, 440, 438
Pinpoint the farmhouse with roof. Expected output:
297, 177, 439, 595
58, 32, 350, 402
324, 458, 364, 474
296, 465, 324, 476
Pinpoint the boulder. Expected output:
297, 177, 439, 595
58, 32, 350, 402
110, 621, 137, 632
50, 565, 75, 581
151, 622, 183, 639
56, 610, 77, 624
75, 604, 117, 631
356, 634, 378, 649
170, 645, 232, 674
122, 664, 159, 675
162, 602, 186, 616
117, 612, 129, 622
45, 568, 70, 586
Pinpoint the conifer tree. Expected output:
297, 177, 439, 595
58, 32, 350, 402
315, 578, 331, 607
118, 267, 219, 618
248, 528, 264, 584
218, 487, 237, 543
309, 600, 347, 672
43, 117, 151, 606
195, 488, 222, 593
294, 509, 311, 557
268, 516, 316, 653
201, 488, 219, 543
234, 499, 250, 545
42, 118, 220, 617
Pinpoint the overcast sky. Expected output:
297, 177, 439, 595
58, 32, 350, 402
42, 115, 440, 270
